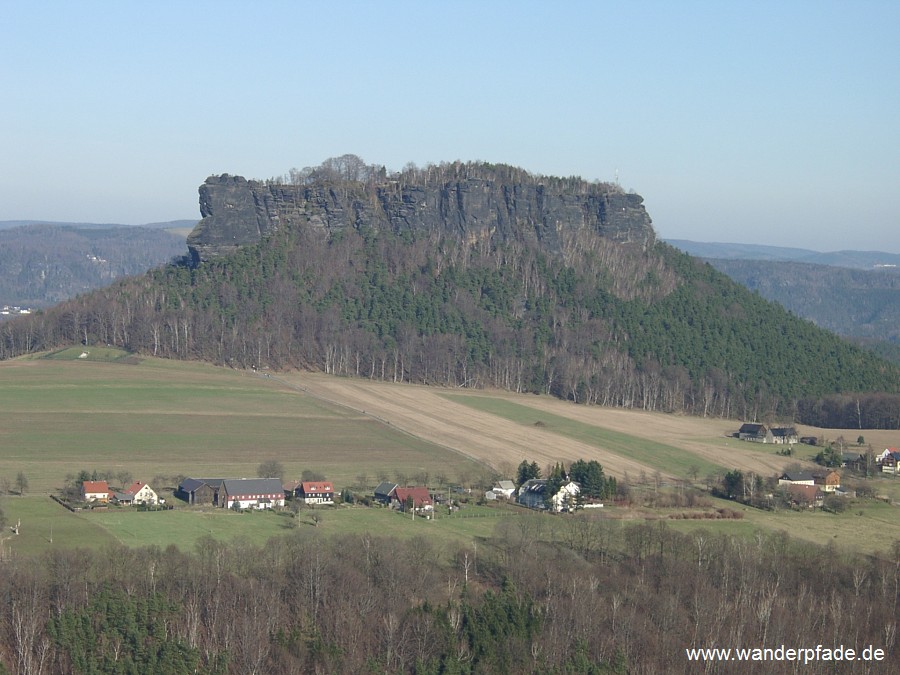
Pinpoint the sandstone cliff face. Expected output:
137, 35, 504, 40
187, 169, 655, 265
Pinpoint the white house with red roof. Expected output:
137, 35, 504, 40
296, 481, 335, 505
391, 486, 433, 512
119, 481, 159, 505
82, 480, 110, 503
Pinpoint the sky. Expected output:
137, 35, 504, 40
2, 1, 898, 252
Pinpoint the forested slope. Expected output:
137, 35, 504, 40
1, 160, 897, 427
0, 224, 187, 308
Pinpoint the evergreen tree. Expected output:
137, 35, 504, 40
516, 460, 540, 487
569, 459, 610, 499
544, 462, 567, 510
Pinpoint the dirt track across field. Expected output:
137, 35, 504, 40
274, 373, 838, 480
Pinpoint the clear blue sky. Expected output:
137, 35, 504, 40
2, 1, 898, 252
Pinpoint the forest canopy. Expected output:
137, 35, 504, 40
1, 159, 898, 427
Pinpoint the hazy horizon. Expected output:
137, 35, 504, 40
3, 2, 898, 253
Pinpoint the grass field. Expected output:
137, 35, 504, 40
1, 353, 898, 557
0, 495, 515, 558
446, 393, 726, 479
661, 496, 900, 555
0, 356, 484, 494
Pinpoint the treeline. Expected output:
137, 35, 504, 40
1, 178, 898, 427
0, 521, 896, 674
273, 154, 621, 196
797, 392, 900, 430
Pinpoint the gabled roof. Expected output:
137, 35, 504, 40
787, 484, 822, 501
393, 486, 432, 506
124, 481, 148, 496
179, 478, 224, 493
780, 471, 815, 482
771, 427, 798, 437
739, 423, 766, 434
82, 480, 109, 493
374, 481, 398, 497
300, 481, 334, 493
222, 478, 284, 496
495, 480, 516, 491
519, 479, 547, 494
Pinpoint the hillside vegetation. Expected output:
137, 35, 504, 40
1, 159, 898, 427
0, 224, 187, 308
0, 355, 898, 674
705, 258, 900, 343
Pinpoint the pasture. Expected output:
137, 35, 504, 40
0, 495, 515, 558
446, 393, 726, 478
0, 356, 484, 494
1, 354, 898, 557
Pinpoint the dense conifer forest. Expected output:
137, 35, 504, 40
1, 161, 897, 427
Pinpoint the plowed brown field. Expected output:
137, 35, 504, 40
275, 372, 893, 480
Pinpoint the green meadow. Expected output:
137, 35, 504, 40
445, 393, 725, 478
0, 355, 484, 494
0, 352, 897, 558
0, 494, 516, 557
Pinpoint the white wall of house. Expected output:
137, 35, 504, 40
225, 495, 285, 509
302, 494, 334, 505
549, 482, 580, 512
133, 485, 158, 505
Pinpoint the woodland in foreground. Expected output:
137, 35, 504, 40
1, 516, 897, 674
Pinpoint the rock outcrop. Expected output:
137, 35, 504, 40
187, 164, 655, 265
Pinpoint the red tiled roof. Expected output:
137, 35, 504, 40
125, 481, 147, 496
82, 480, 109, 493
788, 484, 822, 502
393, 486, 432, 507
300, 481, 334, 493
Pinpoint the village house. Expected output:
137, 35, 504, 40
771, 426, 799, 445
391, 486, 433, 513
517, 479, 581, 512
176, 478, 223, 506
115, 481, 159, 505
812, 470, 841, 492
374, 481, 399, 505
786, 484, 824, 508
778, 471, 816, 486
296, 481, 335, 505
82, 480, 110, 503
220, 478, 285, 510
737, 424, 774, 443
880, 451, 900, 475
484, 480, 517, 501
875, 448, 895, 463
841, 452, 865, 470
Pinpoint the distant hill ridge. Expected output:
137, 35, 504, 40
666, 239, 900, 270
0, 224, 187, 308
2, 157, 898, 428
0, 219, 197, 231
667, 239, 900, 363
